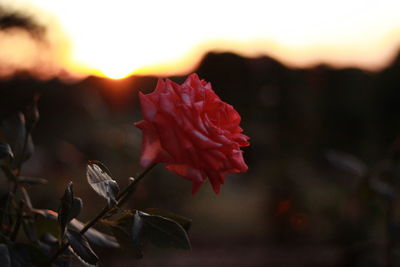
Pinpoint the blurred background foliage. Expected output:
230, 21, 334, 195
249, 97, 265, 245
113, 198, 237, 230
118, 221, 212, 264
2, 50, 400, 266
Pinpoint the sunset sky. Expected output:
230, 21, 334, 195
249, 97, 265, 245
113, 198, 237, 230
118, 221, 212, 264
1, 0, 400, 79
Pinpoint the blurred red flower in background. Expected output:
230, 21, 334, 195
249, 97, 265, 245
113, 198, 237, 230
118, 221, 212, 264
135, 73, 249, 194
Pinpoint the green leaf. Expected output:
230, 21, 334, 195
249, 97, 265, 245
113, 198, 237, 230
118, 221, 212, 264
139, 211, 191, 250
57, 182, 83, 236
0, 143, 13, 167
66, 229, 99, 266
17, 176, 48, 186
87, 161, 120, 208
0, 244, 11, 267
102, 211, 142, 258
144, 208, 192, 232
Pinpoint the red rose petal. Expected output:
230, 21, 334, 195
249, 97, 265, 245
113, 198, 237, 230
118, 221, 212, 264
135, 73, 249, 194
134, 120, 169, 168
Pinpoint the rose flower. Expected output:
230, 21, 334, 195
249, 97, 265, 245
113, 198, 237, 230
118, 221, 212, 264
135, 74, 249, 194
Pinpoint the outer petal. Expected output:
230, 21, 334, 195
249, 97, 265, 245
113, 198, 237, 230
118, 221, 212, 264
138, 92, 157, 121
228, 149, 248, 172
134, 120, 169, 168
183, 73, 201, 89
230, 133, 250, 147
154, 78, 167, 93
191, 181, 205, 195
206, 171, 227, 194
165, 164, 205, 183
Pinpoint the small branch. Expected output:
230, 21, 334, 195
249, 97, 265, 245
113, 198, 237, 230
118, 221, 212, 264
15, 127, 31, 177
49, 163, 157, 263
117, 163, 157, 207
2, 127, 31, 238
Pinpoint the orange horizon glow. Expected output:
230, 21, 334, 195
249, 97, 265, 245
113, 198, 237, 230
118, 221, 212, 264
1, 0, 400, 80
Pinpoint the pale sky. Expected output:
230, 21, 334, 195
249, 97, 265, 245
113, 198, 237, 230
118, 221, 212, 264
1, 0, 400, 79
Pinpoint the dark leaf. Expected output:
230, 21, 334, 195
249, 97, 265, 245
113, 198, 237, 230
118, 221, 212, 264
34, 210, 60, 239
0, 193, 14, 234
20, 187, 33, 210
17, 176, 48, 185
38, 233, 57, 256
139, 211, 191, 250
11, 243, 53, 266
87, 161, 120, 208
41, 232, 58, 244
22, 134, 34, 163
13, 243, 50, 267
38, 234, 71, 267
1, 166, 16, 181
32, 209, 58, 220
325, 150, 367, 177
369, 175, 396, 198
69, 219, 119, 248
33, 209, 118, 248
144, 208, 192, 232
109, 227, 143, 259
23, 96, 40, 131
8, 244, 31, 267
131, 211, 144, 247
102, 211, 142, 258
9, 201, 24, 241
0, 143, 13, 166
66, 229, 99, 266
22, 218, 38, 243
1, 112, 26, 169
71, 198, 83, 219
0, 244, 11, 267
58, 182, 83, 236
54, 254, 71, 267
